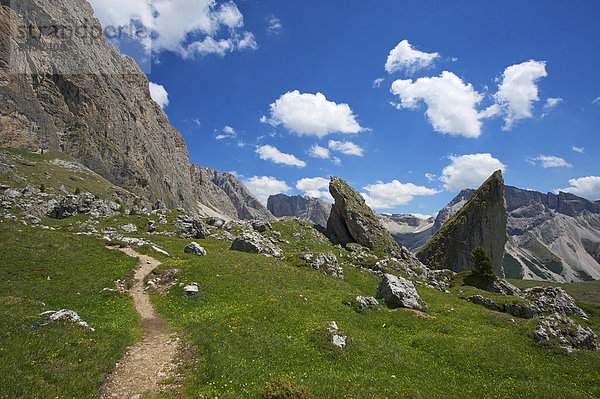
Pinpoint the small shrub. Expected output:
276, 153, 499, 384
133, 197, 141, 207
260, 378, 313, 399
39, 184, 45, 193
118, 204, 126, 214
470, 246, 495, 279
74, 187, 81, 195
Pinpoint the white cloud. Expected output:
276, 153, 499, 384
391, 71, 490, 138
267, 91, 365, 138
494, 60, 547, 130
266, 15, 282, 35
441, 154, 506, 192
328, 140, 364, 157
593, 96, 600, 105
425, 173, 437, 182
244, 176, 291, 205
308, 144, 330, 159
372, 78, 384, 88
256, 145, 306, 168
572, 146, 585, 154
215, 125, 237, 140
332, 157, 341, 166
557, 176, 600, 200
296, 177, 333, 201
541, 97, 563, 118
88, 0, 256, 58
149, 82, 169, 108
362, 180, 439, 209
385, 40, 439, 74
527, 155, 572, 168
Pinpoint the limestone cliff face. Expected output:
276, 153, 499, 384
327, 176, 400, 255
417, 171, 508, 276
190, 165, 272, 221
0, 0, 196, 209
267, 194, 331, 227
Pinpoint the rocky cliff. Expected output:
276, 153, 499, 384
267, 194, 331, 227
0, 0, 199, 209
327, 176, 400, 256
190, 165, 272, 221
417, 170, 508, 275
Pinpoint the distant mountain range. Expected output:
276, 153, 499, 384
267, 194, 331, 227
382, 187, 600, 283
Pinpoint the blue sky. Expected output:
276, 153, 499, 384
89, 0, 600, 216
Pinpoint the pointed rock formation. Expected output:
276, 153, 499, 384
326, 176, 400, 256
417, 170, 508, 275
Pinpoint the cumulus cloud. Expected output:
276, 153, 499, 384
593, 97, 600, 105
149, 82, 169, 108
494, 60, 548, 130
256, 145, 306, 168
572, 146, 585, 154
88, 0, 256, 58
541, 97, 563, 118
385, 40, 439, 74
215, 126, 237, 140
362, 180, 439, 209
328, 140, 364, 156
267, 91, 365, 138
308, 144, 330, 159
296, 177, 333, 200
244, 176, 291, 204
440, 154, 506, 192
391, 71, 491, 138
332, 157, 341, 166
557, 176, 600, 200
266, 15, 282, 35
527, 155, 572, 168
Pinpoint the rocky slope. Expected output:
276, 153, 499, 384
267, 194, 331, 227
417, 171, 508, 275
190, 165, 272, 221
327, 176, 401, 256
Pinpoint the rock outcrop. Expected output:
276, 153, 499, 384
229, 231, 283, 259
376, 274, 426, 311
327, 176, 400, 256
267, 194, 332, 227
191, 165, 273, 221
417, 171, 508, 276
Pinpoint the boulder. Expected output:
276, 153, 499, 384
174, 215, 210, 239
39, 309, 94, 331
301, 252, 344, 279
523, 286, 587, 319
120, 223, 138, 233
184, 242, 206, 256
534, 315, 599, 352
417, 171, 508, 276
467, 295, 499, 311
251, 220, 272, 233
327, 176, 401, 256
326, 321, 347, 349
356, 296, 380, 309
183, 284, 199, 298
230, 231, 283, 259
376, 274, 426, 311
478, 277, 522, 297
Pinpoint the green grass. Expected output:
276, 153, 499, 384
0, 219, 141, 398
143, 231, 600, 399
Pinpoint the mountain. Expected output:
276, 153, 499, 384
267, 194, 331, 227
191, 165, 272, 221
0, 0, 269, 220
503, 187, 600, 282
377, 214, 434, 251
417, 171, 508, 275
385, 185, 600, 283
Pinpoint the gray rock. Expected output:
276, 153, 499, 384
267, 194, 332, 227
467, 295, 499, 311
120, 223, 138, 233
302, 252, 343, 279
184, 242, 206, 256
376, 274, 426, 311
39, 309, 94, 331
503, 303, 538, 319
356, 296, 379, 309
252, 220, 272, 233
534, 315, 599, 352
230, 231, 283, 259
480, 277, 522, 297
523, 286, 587, 319
326, 321, 347, 349
183, 284, 199, 298
174, 215, 210, 239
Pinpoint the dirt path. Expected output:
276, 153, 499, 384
100, 247, 181, 399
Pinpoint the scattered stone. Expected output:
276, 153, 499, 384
152, 246, 170, 257
376, 274, 426, 311
467, 295, 499, 311
355, 296, 380, 310
206, 217, 226, 228
183, 284, 199, 298
524, 286, 587, 319
326, 321, 347, 349
478, 277, 522, 297
184, 242, 207, 256
120, 223, 138, 233
301, 252, 344, 279
534, 315, 599, 352
39, 309, 94, 331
